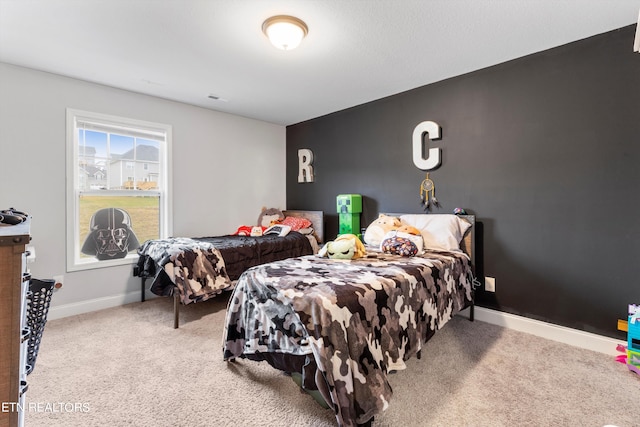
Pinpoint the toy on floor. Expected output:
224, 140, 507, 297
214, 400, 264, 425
615, 304, 640, 376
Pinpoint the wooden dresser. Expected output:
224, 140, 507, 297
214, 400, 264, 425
0, 221, 30, 427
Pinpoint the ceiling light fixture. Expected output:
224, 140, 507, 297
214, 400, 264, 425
262, 15, 308, 51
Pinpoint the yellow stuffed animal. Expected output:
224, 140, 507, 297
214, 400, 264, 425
318, 234, 366, 260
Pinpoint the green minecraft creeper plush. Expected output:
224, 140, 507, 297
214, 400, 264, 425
336, 194, 362, 236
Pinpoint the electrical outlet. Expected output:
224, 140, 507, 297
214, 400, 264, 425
485, 276, 496, 292
53, 275, 64, 290
26, 245, 36, 263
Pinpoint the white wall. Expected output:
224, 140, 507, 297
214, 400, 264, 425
0, 62, 286, 317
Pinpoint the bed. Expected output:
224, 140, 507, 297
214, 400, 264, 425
222, 213, 476, 427
134, 210, 324, 328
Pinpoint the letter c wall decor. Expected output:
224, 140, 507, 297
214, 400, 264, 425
412, 120, 442, 171
412, 121, 443, 212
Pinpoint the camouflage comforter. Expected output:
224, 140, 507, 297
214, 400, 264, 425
222, 250, 474, 426
136, 233, 314, 305
137, 237, 231, 305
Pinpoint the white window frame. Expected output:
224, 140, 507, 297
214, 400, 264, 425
66, 108, 172, 272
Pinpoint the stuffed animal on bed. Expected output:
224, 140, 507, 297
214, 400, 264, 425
233, 207, 284, 236
363, 214, 402, 246
396, 224, 421, 236
233, 225, 266, 236
380, 224, 424, 256
257, 207, 285, 227
318, 234, 366, 260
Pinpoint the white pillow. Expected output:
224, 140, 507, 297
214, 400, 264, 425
399, 214, 471, 252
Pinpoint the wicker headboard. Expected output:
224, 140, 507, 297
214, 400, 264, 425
381, 213, 475, 272
283, 210, 324, 243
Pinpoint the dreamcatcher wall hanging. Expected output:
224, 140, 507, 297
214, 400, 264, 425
419, 173, 439, 212
412, 120, 443, 211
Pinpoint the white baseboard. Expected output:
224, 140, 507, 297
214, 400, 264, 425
459, 306, 624, 356
47, 291, 157, 321
48, 294, 623, 356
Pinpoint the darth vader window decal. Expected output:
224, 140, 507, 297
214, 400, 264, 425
81, 208, 141, 260
66, 109, 172, 271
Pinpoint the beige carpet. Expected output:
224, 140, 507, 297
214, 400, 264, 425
24, 295, 639, 427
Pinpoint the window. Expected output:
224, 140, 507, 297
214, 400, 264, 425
66, 109, 172, 271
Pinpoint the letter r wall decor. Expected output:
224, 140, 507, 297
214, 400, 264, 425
298, 148, 314, 183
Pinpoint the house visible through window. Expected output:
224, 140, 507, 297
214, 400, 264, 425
66, 109, 172, 271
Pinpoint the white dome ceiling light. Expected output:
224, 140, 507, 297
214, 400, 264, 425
262, 15, 308, 51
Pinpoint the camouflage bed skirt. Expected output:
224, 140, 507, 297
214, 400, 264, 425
222, 250, 474, 427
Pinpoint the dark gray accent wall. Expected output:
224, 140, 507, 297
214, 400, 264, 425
286, 25, 640, 339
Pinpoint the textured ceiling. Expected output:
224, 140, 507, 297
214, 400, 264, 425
0, 1, 637, 126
